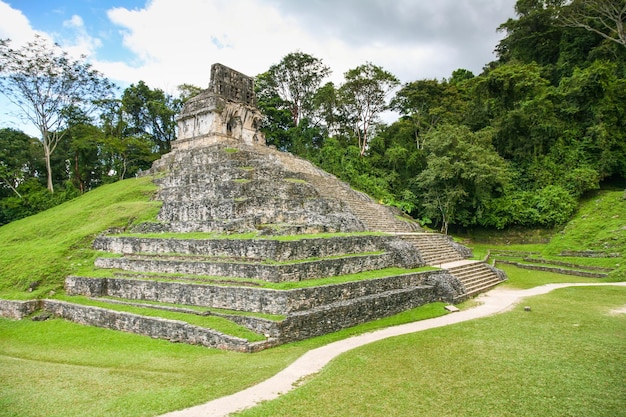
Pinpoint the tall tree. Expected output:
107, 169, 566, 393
255, 71, 296, 151
496, 0, 567, 66
391, 78, 465, 149
561, 0, 626, 48
263, 52, 331, 127
415, 125, 510, 234
339, 63, 399, 156
121, 81, 180, 154
0, 35, 115, 192
99, 98, 156, 180
0, 128, 39, 198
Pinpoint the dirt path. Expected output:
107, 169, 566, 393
161, 282, 626, 417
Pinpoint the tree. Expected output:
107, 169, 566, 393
561, 0, 626, 48
391, 78, 465, 149
0, 35, 115, 192
556, 60, 626, 179
255, 71, 296, 151
263, 52, 331, 127
121, 81, 180, 155
99, 98, 156, 180
177, 83, 202, 103
415, 125, 510, 234
0, 128, 39, 198
339, 63, 399, 156
496, 0, 567, 66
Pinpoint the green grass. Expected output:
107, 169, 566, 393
497, 263, 612, 289
548, 190, 626, 255
0, 302, 449, 417
234, 285, 626, 417
0, 176, 160, 298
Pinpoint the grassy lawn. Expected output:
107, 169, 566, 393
234, 285, 626, 417
0, 302, 448, 417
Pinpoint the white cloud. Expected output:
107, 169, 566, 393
102, 0, 316, 90
61, 14, 102, 58
97, 0, 514, 92
0, 2, 49, 45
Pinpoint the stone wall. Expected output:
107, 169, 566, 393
93, 235, 407, 262
94, 252, 408, 282
23, 283, 442, 350
41, 299, 271, 352
278, 285, 439, 342
0, 299, 40, 319
65, 275, 289, 315
65, 270, 458, 315
2, 270, 462, 351
495, 260, 609, 278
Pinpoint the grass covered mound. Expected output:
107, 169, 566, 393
0, 176, 160, 298
469, 189, 626, 281
548, 189, 626, 256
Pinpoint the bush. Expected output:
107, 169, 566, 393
0, 179, 80, 226
481, 185, 577, 229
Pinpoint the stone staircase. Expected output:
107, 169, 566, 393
396, 233, 467, 265
394, 233, 504, 301
443, 260, 506, 301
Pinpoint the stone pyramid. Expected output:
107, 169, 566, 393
44, 64, 506, 351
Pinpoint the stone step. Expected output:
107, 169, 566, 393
397, 233, 469, 267
66, 270, 436, 316
420, 254, 464, 263
446, 262, 504, 298
461, 275, 499, 292
448, 264, 491, 278
455, 271, 496, 285
94, 252, 402, 283
93, 235, 399, 261
302, 173, 421, 233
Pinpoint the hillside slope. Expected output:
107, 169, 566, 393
0, 177, 160, 298
546, 189, 626, 257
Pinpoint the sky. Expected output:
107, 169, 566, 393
0, 0, 517, 135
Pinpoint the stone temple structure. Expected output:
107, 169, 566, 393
175, 63, 266, 149
143, 63, 422, 235
1, 64, 506, 352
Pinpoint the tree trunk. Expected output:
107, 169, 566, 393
0, 177, 22, 198
44, 146, 54, 193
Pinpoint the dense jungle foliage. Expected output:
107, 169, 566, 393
1, 0, 625, 232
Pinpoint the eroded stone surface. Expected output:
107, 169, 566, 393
175, 63, 265, 149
